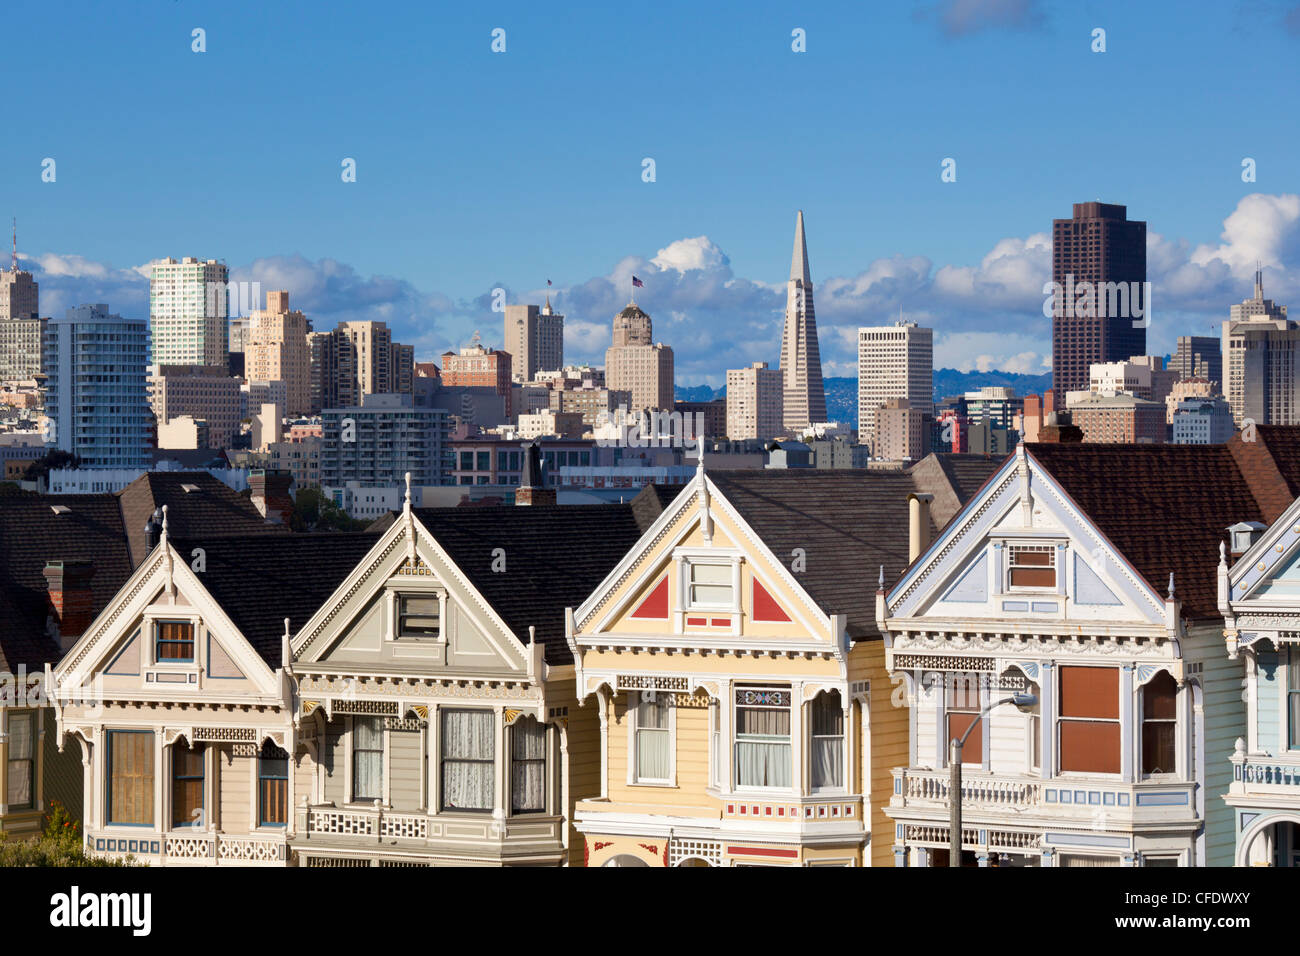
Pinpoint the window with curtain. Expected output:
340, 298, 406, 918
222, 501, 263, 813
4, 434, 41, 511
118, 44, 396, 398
634, 693, 671, 782
108, 731, 154, 826
1141, 672, 1177, 775
1058, 666, 1120, 773
1025, 679, 1042, 772
352, 717, 383, 802
259, 742, 289, 826
810, 690, 844, 789
441, 709, 495, 812
709, 699, 721, 789
155, 620, 194, 661
1059, 853, 1121, 867
6, 712, 34, 810
734, 687, 791, 789
1007, 545, 1055, 589
398, 594, 440, 637
511, 717, 547, 813
687, 562, 732, 608
1289, 649, 1300, 750
946, 675, 983, 765
171, 744, 205, 827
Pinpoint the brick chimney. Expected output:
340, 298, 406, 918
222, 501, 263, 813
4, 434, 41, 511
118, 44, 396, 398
1036, 410, 1083, 444
515, 442, 556, 506
44, 560, 96, 651
249, 469, 296, 523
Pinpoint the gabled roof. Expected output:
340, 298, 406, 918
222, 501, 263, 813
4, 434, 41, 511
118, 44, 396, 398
1027, 432, 1300, 621
116, 472, 287, 567
709, 455, 1003, 640
412, 503, 650, 664
0, 488, 135, 673
169, 532, 384, 665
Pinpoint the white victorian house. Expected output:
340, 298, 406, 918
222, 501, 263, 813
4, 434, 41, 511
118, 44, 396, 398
877, 440, 1272, 866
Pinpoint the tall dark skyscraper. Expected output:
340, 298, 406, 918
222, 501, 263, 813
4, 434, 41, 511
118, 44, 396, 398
1051, 202, 1147, 406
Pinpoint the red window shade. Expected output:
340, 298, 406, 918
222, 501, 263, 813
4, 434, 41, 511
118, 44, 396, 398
1060, 666, 1119, 719
1059, 721, 1121, 773
947, 713, 983, 764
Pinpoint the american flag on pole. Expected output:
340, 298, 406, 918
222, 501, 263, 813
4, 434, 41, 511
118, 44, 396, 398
632, 275, 644, 288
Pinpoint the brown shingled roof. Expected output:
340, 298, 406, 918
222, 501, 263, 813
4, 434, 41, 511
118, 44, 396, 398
1027, 432, 1300, 621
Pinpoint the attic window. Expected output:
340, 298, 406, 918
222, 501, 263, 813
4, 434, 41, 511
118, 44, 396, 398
398, 595, 441, 638
1008, 545, 1056, 589
50, 505, 72, 515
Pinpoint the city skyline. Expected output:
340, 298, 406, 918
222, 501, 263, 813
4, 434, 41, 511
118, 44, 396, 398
3, 0, 1298, 385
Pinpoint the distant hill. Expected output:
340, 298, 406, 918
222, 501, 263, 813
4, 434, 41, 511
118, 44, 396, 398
677, 368, 1053, 429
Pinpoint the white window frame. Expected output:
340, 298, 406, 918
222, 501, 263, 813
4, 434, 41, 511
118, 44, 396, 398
674, 549, 743, 611
1005, 542, 1058, 592
384, 584, 447, 642
140, 607, 204, 672
808, 690, 847, 794
732, 686, 794, 794
627, 690, 676, 787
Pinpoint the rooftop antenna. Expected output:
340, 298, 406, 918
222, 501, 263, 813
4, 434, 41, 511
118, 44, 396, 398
10, 217, 16, 272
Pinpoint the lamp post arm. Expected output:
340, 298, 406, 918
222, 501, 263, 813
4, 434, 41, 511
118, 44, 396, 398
948, 696, 1017, 867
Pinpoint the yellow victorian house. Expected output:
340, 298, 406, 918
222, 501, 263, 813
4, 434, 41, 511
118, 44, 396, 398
567, 454, 999, 866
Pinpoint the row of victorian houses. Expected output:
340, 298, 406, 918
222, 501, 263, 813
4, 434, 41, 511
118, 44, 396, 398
5, 429, 1300, 866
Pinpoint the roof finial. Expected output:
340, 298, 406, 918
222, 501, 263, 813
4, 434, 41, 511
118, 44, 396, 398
1167, 571, 1176, 599
282, 618, 292, 668
878, 565, 885, 589
695, 433, 706, 476
403, 471, 412, 515
1219, 539, 1227, 567
160, 504, 169, 541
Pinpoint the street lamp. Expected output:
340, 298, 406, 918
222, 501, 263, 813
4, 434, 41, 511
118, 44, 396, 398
949, 691, 1038, 867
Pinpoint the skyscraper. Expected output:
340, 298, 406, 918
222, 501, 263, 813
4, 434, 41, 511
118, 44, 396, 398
504, 300, 564, 383
43, 304, 150, 468
779, 211, 827, 432
308, 320, 414, 412
857, 320, 933, 455
1051, 202, 1147, 406
149, 257, 230, 367
1171, 335, 1222, 387
0, 223, 43, 381
246, 290, 312, 416
1223, 267, 1295, 425
605, 303, 674, 414
726, 361, 784, 440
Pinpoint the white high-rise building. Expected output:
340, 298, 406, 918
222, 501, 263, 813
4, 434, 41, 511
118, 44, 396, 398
149, 257, 229, 367
779, 211, 827, 432
726, 361, 784, 440
1223, 267, 1295, 425
857, 320, 933, 453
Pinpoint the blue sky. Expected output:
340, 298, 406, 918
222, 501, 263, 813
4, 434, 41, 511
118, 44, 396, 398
4, 0, 1299, 384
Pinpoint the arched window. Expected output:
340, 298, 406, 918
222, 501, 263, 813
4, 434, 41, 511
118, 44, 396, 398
810, 690, 844, 790
1141, 672, 1177, 776
172, 742, 206, 827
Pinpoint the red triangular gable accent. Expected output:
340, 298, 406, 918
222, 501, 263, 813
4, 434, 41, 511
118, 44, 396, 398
630, 576, 669, 619
752, 578, 791, 622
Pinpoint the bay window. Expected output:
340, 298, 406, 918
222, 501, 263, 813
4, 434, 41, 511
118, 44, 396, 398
734, 687, 791, 789
352, 717, 383, 802
259, 742, 289, 826
6, 712, 33, 810
1289, 649, 1300, 750
108, 730, 154, 826
1141, 672, 1177, 776
171, 744, 205, 827
1058, 666, 1120, 774
945, 676, 983, 765
441, 709, 494, 812
633, 693, 672, 783
510, 717, 547, 813
809, 690, 844, 789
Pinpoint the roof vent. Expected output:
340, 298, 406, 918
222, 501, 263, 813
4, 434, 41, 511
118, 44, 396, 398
181, 483, 201, 493
1227, 521, 1267, 558
50, 505, 72, 515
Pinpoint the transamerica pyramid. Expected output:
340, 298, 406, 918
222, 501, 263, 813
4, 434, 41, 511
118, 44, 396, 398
778, 210, 827, 432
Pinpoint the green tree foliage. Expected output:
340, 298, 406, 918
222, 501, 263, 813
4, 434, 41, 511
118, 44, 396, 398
0, 801, 135, 867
